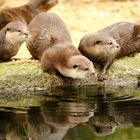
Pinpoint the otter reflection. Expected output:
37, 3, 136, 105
0, 86, 140, 139
0, 111, 27, 140
84, 88, 140, 137
0, 96, 94, 140
39, 100, 93, 140
27, 107, 54, 140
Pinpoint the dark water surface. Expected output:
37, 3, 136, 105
0, 86, 140, 140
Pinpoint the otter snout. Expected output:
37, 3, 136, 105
112, 40, 120, 50
114, 43, 120, 50
116, 44, 120, 49
19, 30, 30, 41
24, 32, 29, 36
22, 30, 29, 38
86, 66, 96, 78
91, 71, 95, 76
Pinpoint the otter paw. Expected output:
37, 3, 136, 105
12, 58, 21, 61
98, 73, 107, 81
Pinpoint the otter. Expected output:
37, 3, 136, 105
79, 22, 140, 81
41, 43, 95, 79
27, 12, 95, 78
0, 0, 57, 30
79, 33, 120, 81
0, 21, 29, 61
27, 12, 74, 60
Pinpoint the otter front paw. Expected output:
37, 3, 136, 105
98, 73, 107, 81
12, 58, 21, 61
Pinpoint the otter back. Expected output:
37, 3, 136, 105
0, 0, 57, 30
27, 12, 72, 59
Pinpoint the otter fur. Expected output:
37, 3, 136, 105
79, 22, 140, 81
0, 0, 57, 30
27, 12, 73, 60
27, 12, 95, 78
0, 21, 29, 61
41, 43, 95, 79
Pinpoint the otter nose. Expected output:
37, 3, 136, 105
24, 32, 28, 36
84, 67, 89, 71
23, 33, 29, 38
91, 70, 96, 76
92, 71, 95, 75
89, 68, 95, 76
87, 71, 95, 77
23, 30, 29, 36
116, 45, 120, 49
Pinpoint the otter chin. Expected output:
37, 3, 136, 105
41, 44, 95, 79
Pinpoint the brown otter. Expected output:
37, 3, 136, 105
27, 12, 73, 60
79, 22, 140, 81
41, 43, 95, 79
27, 12, 95, 78
79, 33, 120, 81
0, 21, 29, 61
0, 0, 57, 30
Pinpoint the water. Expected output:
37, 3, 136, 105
0, 85, 140, 140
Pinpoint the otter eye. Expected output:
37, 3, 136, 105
84, 67, 89, 71
17, 30, 21, 32
7, 28, 10, 31
95, 40, 101, 44
108, 42, 112, 45
73, 65, 78, 69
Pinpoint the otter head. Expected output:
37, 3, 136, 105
57, 55, 95, 79
79, 34, 120, 61
5, 21, 29, 45
88, 124, 117, 137
86, 116, 118, 137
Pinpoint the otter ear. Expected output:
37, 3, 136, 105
48, 36, 55, 44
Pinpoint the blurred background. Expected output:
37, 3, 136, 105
0, 0, 140, 58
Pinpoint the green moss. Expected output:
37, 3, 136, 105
0, 55, 140, 90
108, 54, 140, 78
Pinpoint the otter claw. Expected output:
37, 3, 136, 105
12, 58, 21, 61
98, 74, 107, 81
